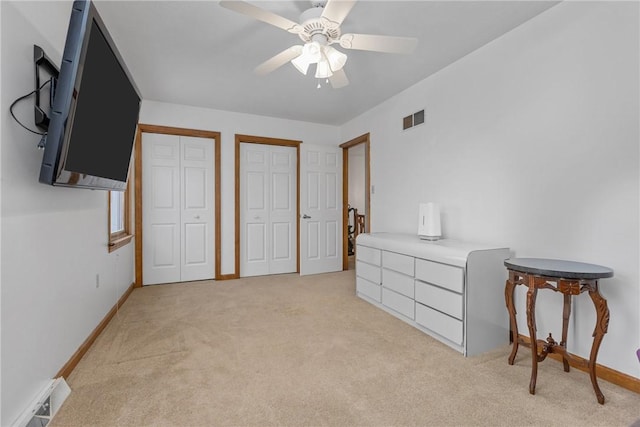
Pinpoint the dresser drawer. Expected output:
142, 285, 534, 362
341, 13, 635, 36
415, 303, 463, 345
357, 261, 381, 284
382, 268, 414, 298
415, 259, 464, 293
382, 251, 414, 276
382, 288, 415, 319
415, 280, 463, 320
356, 245, 381, 266
357, 277, 381, 302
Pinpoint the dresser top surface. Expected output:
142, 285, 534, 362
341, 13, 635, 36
356, 232, 508, 266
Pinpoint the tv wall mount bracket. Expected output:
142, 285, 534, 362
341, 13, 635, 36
33, 45, 60, 132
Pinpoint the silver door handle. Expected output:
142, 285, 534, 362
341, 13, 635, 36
254, 216, 261, 220
194, 215, 200, 219
302, 214, 311, 219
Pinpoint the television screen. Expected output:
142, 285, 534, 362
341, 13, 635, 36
39, 0, 141, 191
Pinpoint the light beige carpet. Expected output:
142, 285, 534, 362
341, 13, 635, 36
51, 270, 640, 426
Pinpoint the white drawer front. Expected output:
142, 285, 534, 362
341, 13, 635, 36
415, 259, 464, 293
415, 280, 463, 320
357, 277, 381, 302
382, 268, 414, 298
357, 261, 381, 284
415, 303, 463, 345
356, 245, 381, 266
382, 251, 414, 276
382, 288, 415, 319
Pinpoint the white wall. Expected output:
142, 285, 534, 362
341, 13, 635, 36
1, 2, 135, 425
342, 1, 639, 378
139, 100, 340, 275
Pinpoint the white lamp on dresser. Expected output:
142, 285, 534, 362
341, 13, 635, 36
418, 202, 441, 241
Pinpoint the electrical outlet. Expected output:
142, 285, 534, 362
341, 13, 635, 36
95, 274, 100, 288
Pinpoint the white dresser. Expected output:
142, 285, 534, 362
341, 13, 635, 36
356, 232, 510, 356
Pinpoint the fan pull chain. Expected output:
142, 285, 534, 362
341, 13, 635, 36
317, 78, 330, 89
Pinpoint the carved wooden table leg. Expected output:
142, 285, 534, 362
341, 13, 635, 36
561, 292, 571, 372
587, 281, 610, 405
526, 276, 539, 395
505, 276, 519, 365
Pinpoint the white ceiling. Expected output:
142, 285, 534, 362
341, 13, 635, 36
92, 1, 558, 126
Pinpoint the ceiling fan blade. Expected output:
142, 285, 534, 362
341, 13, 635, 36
255, 45, 303, 76
219, 1, 303, 34
329, 68, 349, 88
339, 33, 418, 54
321, 0, 357, 27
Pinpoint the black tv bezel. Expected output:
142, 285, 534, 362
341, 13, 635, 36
39, 0, 141, 191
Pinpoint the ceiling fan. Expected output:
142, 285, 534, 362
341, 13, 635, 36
219, 0, 418, 88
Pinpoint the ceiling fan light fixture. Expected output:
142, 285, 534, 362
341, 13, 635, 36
315, 59, 333, 79
302, 41, 322, 62
323, 45, 347, 72
291, 41, 324, 75
291, 54, 311, 75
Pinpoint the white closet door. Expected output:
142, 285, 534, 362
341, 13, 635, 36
300, 144, 342, 275
240, 144, 269, 277
143, 133, 215, 285
240, 143, 297, 277
142, 133, 181, 285
180, 136, 215, 282
268, 146, 297, 274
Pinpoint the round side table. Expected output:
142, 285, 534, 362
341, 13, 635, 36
504, 258, 613, 404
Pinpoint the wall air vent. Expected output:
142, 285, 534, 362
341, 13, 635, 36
402, 109, 425, 131
14, 378, 71, 427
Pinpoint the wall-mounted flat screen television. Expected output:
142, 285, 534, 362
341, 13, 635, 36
39, 0, 141, 191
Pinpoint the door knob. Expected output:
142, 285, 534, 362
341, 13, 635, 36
302, 214, 311, 219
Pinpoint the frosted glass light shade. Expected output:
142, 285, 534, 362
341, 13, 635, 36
291, 42, 348, 80
291, 42, 324, 75
324, 45, 347, 71
315, 59, 333, 79
291, 54, 311, 75
303, 42, 322, 62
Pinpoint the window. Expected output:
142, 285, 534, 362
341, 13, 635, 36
108, 183, 132, 252
110, 191, 125, 234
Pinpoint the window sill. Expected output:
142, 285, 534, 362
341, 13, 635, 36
108, 234, 133, 253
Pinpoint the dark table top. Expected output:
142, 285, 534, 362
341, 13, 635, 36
504, 258, 613, 280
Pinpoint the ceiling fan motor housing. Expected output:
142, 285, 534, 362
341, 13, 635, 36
298, 6, 341, 44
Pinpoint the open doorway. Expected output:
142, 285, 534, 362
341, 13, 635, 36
340, 133, 371, 270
